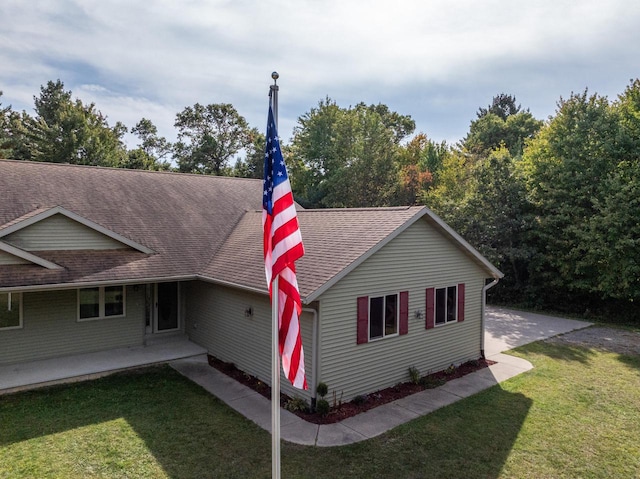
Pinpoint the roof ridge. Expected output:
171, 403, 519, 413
297, 206, 424, 213
0, 159, 262, 183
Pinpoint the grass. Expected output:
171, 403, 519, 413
1, 339, 639, 478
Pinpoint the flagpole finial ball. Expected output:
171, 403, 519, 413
271, 71, 279, 81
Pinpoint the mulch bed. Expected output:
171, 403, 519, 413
207, 355, 494, 425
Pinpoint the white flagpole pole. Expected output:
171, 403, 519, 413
269, 71, 281, 479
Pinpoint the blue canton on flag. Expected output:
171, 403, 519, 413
263, 108, 288, 216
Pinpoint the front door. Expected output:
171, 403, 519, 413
155, 282, 179, 332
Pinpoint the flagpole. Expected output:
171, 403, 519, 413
269, 71, 281, 479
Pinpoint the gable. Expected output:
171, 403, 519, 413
3, 213, 130, 251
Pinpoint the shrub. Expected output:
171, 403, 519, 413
285, 396, 309, 413
316, 382, 328, 398
315, 399, 330, 416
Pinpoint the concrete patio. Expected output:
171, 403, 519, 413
0, 334, 206, 395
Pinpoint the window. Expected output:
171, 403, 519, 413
0, 292, 22, 330
435, 285, 457, 325
369, 294, 398, 340
78, 286, 125, 320
426, 284, 465, 329
357, 292, 408, 344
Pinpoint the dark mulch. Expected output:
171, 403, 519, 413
207, 355, 494, 425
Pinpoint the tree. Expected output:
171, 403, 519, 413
232, 128, 265, 179
477, 93, 522, 120
394, 133, 444, 205
119, 118, 172, 170
0, 91, 13, 158
20, 80, 127, 166
173, 103, 250, 175
289, 98, 415, 207
520, 89, 621, 304
463, 94, 543, 156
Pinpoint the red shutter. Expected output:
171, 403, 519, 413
457, 283, 465, 322
357, 296, 369, 344
425, 288, 435, 329
399, 291, 409, 335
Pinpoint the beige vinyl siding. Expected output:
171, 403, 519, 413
185, 281, 314, 402
317, 218, 489, 402
0, 250, 29, 265
3, 214, 128, 250
0, 285, 145, 365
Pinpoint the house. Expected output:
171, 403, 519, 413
0, 159, 502, 403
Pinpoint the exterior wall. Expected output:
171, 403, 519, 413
4, 214, 127, 250
184, 281, 314, 402
0, 250, 29, 265
0, 285, 145, 365
317, 218, 490, 401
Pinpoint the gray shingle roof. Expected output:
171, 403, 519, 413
201, 207, 427, 298
0, 160, 502, 297
0, 159, 261, 289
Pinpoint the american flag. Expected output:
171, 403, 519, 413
262, 105, 307, 390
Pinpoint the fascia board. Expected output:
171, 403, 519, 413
0, 241, 63, 270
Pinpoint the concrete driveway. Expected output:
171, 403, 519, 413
484, 306, 592, 357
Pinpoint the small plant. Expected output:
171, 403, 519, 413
331, 390, 343, 408
420, 376, 446, 389
285, 396, 309, 413
445, 363, 457, 376
408, 366, 421, 385
315, 398, 330, 416
352, 395, 367, 406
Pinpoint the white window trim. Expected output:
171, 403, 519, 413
435, 285, 458, 326
368, 292, 400, 341
77, 286, 126, 322
0, 292, 23, 330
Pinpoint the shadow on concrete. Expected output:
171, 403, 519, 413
484, 307, 592, 357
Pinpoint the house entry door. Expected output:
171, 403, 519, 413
155, 282, 179, 332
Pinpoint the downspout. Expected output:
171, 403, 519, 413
481, 278, 499, 358
302, 307, 318, 408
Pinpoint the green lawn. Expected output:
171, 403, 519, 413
1, 338, 639, 479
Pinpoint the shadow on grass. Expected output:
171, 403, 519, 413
286, 385, 533, 479
514, 340, 597, 364
0, 365, 536, 479
0, 366, 272, 478
616, 353, 640, 373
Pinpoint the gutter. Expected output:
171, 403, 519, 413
481, 278, 500, 358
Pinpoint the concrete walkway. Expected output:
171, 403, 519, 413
171, 307, 592, 447
171, 352, 533, 447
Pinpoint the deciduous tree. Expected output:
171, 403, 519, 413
174, 103, 250, 175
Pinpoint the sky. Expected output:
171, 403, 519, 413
1, 0, 639, 149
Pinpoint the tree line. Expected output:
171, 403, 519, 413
1, 79, 638, 320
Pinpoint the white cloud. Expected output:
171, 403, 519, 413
1, 0, 639, 144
